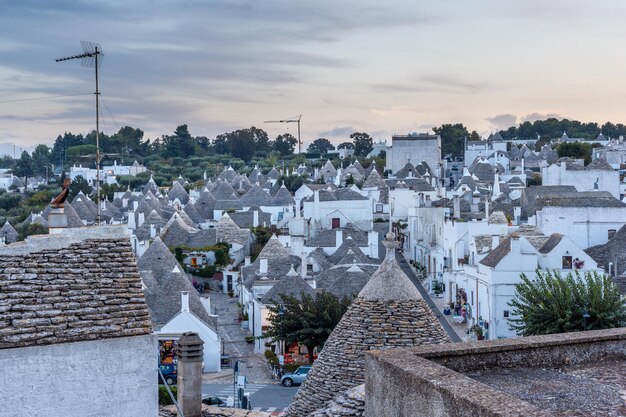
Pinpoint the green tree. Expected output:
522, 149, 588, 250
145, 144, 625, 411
345, 174, 355, 185
337, 142, 354, 150
263, 291, 351, 363
212, 134, 230, 154
307, 138, 335, 154
163, 125, 197, 158
272, 133, 298, 156
68, 175, 93, 201
14, 151, 34, 189
509, 270, 626, 336
31, 144, 52, 180
432, 123, 470, 157
350, 132, 373, 157
557, 142, 593, 164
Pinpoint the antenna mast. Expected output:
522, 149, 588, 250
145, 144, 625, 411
264, 115, 302, 153
56, 41, 104, 224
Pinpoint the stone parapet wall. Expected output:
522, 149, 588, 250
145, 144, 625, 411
160, 405, 270, 417
365, 328, 626, 417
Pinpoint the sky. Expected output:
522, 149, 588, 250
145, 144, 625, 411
2, 0, 626, 151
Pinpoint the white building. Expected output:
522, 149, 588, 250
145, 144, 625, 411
302, 188, 373, 232
449, 225, 600, 340
156, 292, 222, 372
528, 191, 626, 249
541, 158, 620, 199
386, 133, 442, 176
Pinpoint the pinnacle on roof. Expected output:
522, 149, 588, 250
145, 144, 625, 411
358, 233, 421, 301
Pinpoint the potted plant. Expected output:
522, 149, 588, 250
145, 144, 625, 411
472, 325, 485, 340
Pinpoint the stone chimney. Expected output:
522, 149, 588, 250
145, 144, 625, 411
491, 235, 500, 250
128, 210, 136, 229
453, 196, 461, 220
244, 256, 251, 266
181, 291, 190, 313
485, 200, 490, 219
48, 207, 68, 235
138, 211, 145, 227
253, 210, 259, 227
259, 257, 268, 274
424, 195, 432, 208
336, 229, 343, 249
150, 223, 156, 239
176, 332, 204, 417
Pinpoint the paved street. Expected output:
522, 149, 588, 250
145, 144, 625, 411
204, 292, 274, 384
203, 382, 298, 413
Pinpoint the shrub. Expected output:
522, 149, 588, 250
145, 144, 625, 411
158, 385, 178, 405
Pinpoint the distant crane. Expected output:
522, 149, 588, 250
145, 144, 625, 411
56, 41, 104, 224
264, 115, 302, 154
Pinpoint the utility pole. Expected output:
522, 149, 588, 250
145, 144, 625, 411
264, 115, 302, 154
56, 41, 104, 224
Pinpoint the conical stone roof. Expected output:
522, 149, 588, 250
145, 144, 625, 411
286, 234, 450, 416
168, 181, 189, 204
0, 222, 18, 244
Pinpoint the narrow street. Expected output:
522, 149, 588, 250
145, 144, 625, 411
205, 292, 274, 384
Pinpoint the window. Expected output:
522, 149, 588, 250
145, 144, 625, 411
503, 310, 510, 318
331, 218, 340, 229
376, 203, 383, 213
562, 256, 573, 270
471, 290, 474, 306
307, 264, 313, 272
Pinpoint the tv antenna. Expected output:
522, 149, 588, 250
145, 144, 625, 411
56, 41, 104, 224
264, 115, 302, 154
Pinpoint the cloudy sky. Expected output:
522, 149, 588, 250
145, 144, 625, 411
1, 0, 626, 150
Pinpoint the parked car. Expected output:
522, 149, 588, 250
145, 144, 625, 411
281, 366, 311, 387
202, 395, 225, 406
159, 363, 177, 385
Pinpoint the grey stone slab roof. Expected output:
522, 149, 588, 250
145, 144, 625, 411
538, 233, 563, 254
488, 211, 508, 224
104, 199, 124, 220
183, 202, 204, 224
72, 191, 98, 215
331, 243, 375, 265
305, 225, 368, 248
142, 267, 215, 329
185, 228, 218, 248
287, 239, 449, 416
214, 199, 244, 210
167, 181, 189, 204
304, 183, 338, 192
160, 215, 200, 247
341, 165, 364, 184
260, 275, 315, 304
386, 178, 434, 191
217, 214, 251, 247
212, 180, 239, 200
272, 185, 295, 206
0, 226, 152, 349
585, 224, 626, 275
266, 167, 280, 179
218, 166, 237, 182
473, 235, 506, 255
536, 192, 625, 209
71, 199, 96, 223
241, 236, 300, 287
362, 169, 386, 189
240, 185, 274, 207
194, 190, 216, 220
479, 236, 512, 267
316, 263, 378, 299
585, 158, 615, 171
228, 209, 272, 229
0, 222, 18, 243
320, 160, 337, 178
137, 237, 179, 280
307, 248, 334, 270
395, 162, 417, 179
